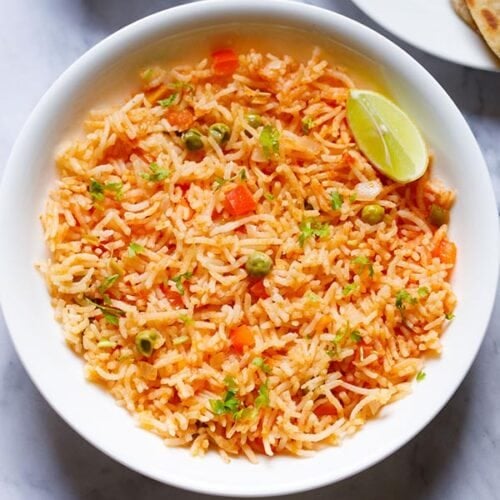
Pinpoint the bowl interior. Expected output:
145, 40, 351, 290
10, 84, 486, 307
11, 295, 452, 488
0, 1, 498, 497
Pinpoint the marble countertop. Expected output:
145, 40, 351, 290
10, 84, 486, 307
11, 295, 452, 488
1, 1, 499, 499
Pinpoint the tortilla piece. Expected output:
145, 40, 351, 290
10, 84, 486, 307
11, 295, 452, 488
452, 0, 479, 31
466, 0, 500, 58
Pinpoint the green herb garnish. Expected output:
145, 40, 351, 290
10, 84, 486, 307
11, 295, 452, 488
417, 286, 430, 298
89, 179, 123, 202
298, 219, 330, 247
416, 370, 426, 382
351, 255, 374, 277
86, 296, 125, 325
264, 192, 275, 201
301, 116, 315, 135
128, 242, 145, 257
259, 125, 280, 159
255, 381, 270, 409
170, 271, 192, 295
210, 377, 241, 416
179, 314, 194, 325
141, 162, 170, 182
98, 274, 120, 295
158, 93, 178, 107
252, 357, 271, 374
330, 191, 344, 211
350, 331, 362, 342
445, 312, 455, 320
342, 282, 359, 296
395, 290, 417, 311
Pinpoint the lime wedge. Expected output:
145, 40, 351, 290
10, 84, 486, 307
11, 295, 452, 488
346, 90, 428, 183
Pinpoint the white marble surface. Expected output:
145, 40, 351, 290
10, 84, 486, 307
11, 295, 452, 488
0, 1, 499, 499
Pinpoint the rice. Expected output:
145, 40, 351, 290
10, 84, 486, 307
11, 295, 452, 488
39, 47, 456, 460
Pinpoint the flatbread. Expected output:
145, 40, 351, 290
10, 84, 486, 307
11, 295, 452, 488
466, 0, 500, 57
452, 0, 479, 31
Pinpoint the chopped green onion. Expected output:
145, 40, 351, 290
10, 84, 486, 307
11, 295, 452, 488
141, 162, 170, 182
135, 330, 159, 357
416, 370, 426, 382
128, 242, 145, 257
259, 125, 280, 159
98, 274, 120, 295
330, 191, 344, 211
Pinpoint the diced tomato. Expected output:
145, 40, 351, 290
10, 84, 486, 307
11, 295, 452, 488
432, 239, 457, 265
166, 109, 194, 130
249, 280, 269, 299
212, 48, 239, 76
224, 185, 257, 216
314, 402, 337, 417
102, 137, 137, 162
230, 325, 255, 351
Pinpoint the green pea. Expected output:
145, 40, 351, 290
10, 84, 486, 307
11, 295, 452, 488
245, 113, 263, 128
209, 123, 231, 144
245, 251, 273, 277
361, 204, 385, 225
428, 204, 449, 227
182, 129, 204, 151
135, 330, 159, 357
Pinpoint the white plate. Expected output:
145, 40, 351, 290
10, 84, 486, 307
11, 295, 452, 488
0, 0, 498, 496
351, 0, 500, 71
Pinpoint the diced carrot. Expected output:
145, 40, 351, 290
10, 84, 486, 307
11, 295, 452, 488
102, 137, 137, 162
212, 48, 239, 76
249, 280, 269, 299
224, 185, 257, 216
314, 402, 337, 417
166, 109, 194, 130
432, 239, 457, 265
230, 325, 254, 351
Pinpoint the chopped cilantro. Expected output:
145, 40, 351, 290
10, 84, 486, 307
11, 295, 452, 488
252, 357, 271, 374
445, 312, 455, 320
417, 286, 430, 298
298, 219, 330, 247
158, 92, 179, 107
350, 331, 362, 342
128, 242, 145, 257
169, 81, 194, 92
239, 168, 248, 181
141, 162, 170, 182
416, 370, 426, 382
264, 192, 275, 201
301, 116, 315, 135
351, 255, 374, 277
395, 290, 417, 311
89, 180, 105, 202
179, 314, 193, 325
342, 282, 359, 296
330, 190, 344, 211
210, 377, 241, 416
170, 271, 192, 295
97, 274, 120, 295
86, 296, 125, 325
255, 381, 270, 409
259, 125, 280, 159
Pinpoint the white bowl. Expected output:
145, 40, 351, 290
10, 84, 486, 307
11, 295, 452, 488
0, 0, 498, 496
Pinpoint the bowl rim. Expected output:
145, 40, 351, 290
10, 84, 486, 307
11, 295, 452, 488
0, 0, 498, 496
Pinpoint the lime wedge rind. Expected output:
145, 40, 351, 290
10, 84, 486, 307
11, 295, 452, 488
346, 90, 428, 183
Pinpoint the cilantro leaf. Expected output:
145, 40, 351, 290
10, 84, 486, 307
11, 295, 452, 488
104, 181, 123, 200
128, 242, 145, 257
298, 219, 330, 247
445, 312, 455, 320
255, 381, 269, 409
252, 357, 271, 374
395, 290, 417, 311
141, 162, 170, 182
301, 116, 315, 135
417, 286, 430, 298
342, 282, 359, 296
85, 296, 125, 325
352, 255, 374, 277
330, 191, 344, 211
259, 125, 280, 159
350, 331, 362, 342
158, 92, 178, 107
97, 274, 120, 295
416, 370, 426, 382
170, 271, 192, 295
89, 180, 105, 202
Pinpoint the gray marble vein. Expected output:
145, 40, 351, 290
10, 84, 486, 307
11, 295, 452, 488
0, 1, 499, 499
